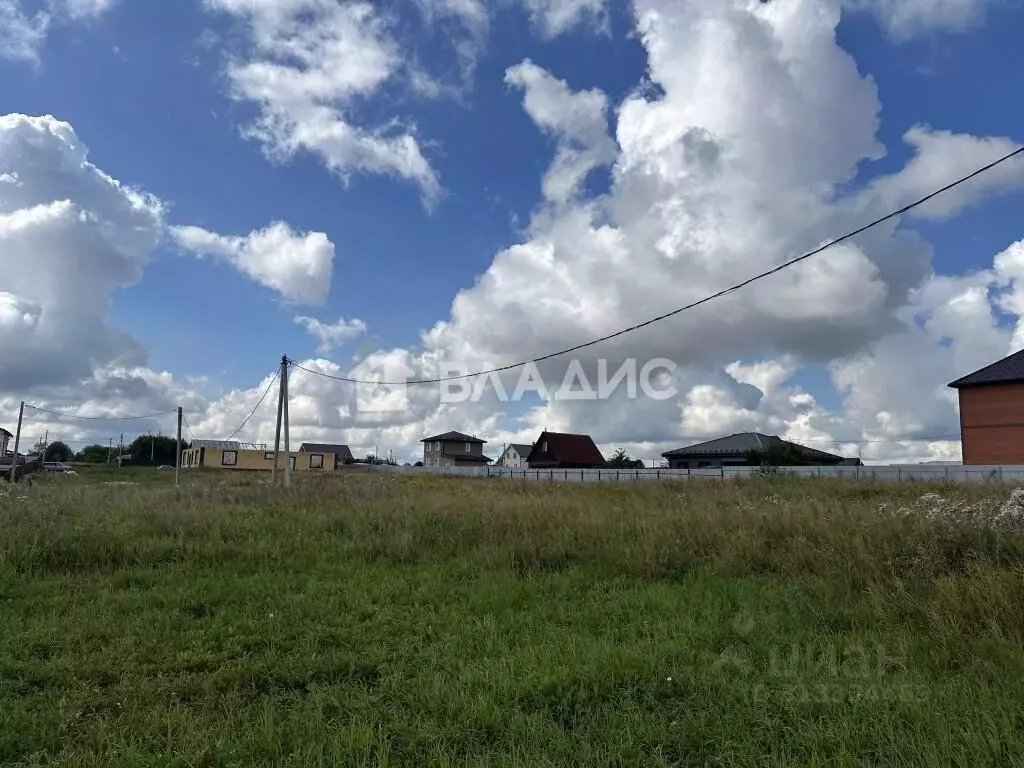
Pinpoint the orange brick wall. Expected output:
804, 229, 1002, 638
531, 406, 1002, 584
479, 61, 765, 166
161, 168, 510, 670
958, 383, 1024, 464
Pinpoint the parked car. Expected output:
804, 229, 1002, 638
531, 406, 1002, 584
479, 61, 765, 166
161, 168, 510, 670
43, 462, 70, 472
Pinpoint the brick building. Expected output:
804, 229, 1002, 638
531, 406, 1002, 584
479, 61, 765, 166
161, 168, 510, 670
949, 349, 1024, 464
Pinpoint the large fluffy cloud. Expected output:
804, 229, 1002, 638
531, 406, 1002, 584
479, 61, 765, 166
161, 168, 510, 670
187, 0, 1023, 464
0, 113, 339, 450
5, 0, 1023, 466
0, 114, 163, 391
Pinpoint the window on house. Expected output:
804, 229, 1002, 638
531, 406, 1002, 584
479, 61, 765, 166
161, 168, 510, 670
222, 451, 237, 467
310, 454, 324, 469
264, 451, 274, 460
465, 442, 471, 452
435, 441, 441, 450
542, 441, 548, 453
289, 456, 296, 470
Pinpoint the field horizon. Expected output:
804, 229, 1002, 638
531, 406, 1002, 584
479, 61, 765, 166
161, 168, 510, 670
2, 469, 1023, 766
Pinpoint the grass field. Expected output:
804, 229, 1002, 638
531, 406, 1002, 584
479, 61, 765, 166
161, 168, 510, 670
2, 469, 1024, 766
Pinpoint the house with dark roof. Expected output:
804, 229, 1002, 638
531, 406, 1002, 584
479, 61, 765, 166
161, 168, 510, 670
298, 442, 355, 468
420, 431, 492, 467
1, 426, 11, 457
494, 443, 533, 469
526, 431, 605, 469
949, 349, 1024, 464
661, 432, 855, 469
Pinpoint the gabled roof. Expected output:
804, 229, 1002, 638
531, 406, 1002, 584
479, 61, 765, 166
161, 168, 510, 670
528, 431, 605, 466
661, 432, 843, 462
0, 427, 12, 438
299, 443, 354, 461
421, 431, 485, 443
948, 349, 1024, 389
505, 443, 532, 457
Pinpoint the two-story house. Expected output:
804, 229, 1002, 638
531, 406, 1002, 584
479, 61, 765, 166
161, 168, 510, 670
420, 431, 493, 467
494, 443, 532, 468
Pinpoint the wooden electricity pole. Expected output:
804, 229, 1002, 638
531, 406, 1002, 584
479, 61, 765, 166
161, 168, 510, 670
271, 355, 287, 487
282, 357, 291, 488
8, 401, 23, 483
175, 408, 182, 486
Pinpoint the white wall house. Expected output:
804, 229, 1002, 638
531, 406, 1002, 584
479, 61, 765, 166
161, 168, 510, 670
1, 427, 11, 456
495, 443, 532, 469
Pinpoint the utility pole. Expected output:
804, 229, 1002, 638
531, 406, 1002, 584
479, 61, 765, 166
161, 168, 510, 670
9, 401, 23, 483
282, 357, 291, 488
108, 437, 113, 463
41, 430, 47, 460
119, 433, 124, 468
150, 431, 154, 463
271, 355, 286, 487
175, 408, 183, 486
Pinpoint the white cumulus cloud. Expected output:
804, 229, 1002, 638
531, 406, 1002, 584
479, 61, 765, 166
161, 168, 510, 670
171, 222, 336, 305
0, 0, 114, 62
520, 0, 607, 37
205, 0, 441, 203
844, 0, 1005, 40
505, 59, 617, 205
186, 0, 1024, 465
294, 315, 367, 354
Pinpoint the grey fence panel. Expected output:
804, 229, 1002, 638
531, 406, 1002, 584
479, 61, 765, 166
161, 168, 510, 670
379, 463, 1024, 485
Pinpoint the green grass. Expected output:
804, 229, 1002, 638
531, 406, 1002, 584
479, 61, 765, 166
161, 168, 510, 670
2, 471, 1024, 766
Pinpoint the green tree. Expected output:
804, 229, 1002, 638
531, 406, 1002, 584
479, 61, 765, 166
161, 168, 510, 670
44, 441, 74, 462
75, 444, 110, 463
127, 435, 188, 465
745, 441, 804, 469
605, 449, 645, 469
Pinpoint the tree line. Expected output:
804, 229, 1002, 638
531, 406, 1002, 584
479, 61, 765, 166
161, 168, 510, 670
42, 436, 189, 465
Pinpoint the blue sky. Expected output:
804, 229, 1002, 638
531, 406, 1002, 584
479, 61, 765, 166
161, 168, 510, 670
2, 0, 1023, 462
1, 0, 652, 387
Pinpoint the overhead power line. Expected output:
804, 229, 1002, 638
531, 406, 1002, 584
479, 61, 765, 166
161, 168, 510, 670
224, 369, 280, 442
182, 413, 197, 441
291, 144, 1024, 387
25, 404, 178, 421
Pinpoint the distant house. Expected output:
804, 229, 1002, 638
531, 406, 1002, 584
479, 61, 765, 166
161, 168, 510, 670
661, 432, 855, 469
421, 431, 493, 467
1, 426, 11, 456
299, 442, 354, 468
190, 440, 243, 450
180, 445, 340, 472
949, 349, 1024, 464
526, 431, 605, 469
494, 443, 532, 469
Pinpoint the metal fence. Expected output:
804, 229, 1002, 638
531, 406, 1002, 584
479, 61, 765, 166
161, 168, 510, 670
376, 463, 1024, 484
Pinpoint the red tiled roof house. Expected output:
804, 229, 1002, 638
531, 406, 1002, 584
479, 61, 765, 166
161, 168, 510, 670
526, 431, 605, 469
